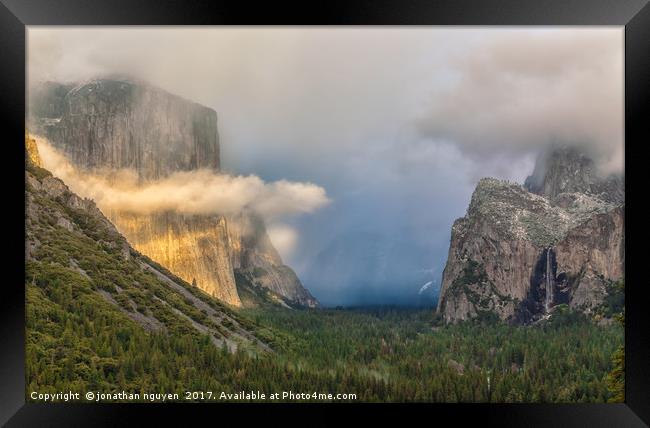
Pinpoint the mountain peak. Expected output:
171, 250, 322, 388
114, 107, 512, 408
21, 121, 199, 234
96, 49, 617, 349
437, 144, 624, 324
524, 146, 623, 205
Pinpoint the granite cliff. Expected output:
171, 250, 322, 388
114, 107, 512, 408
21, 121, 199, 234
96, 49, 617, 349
29, 78, 318, 308
30, 79, 219, 179
437, 147, 624, 324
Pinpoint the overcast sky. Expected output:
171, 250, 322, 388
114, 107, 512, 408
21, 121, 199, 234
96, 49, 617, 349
28, 27, 624, 305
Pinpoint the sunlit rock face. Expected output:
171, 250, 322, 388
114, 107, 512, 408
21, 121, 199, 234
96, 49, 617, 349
109, 211, 241, 306
29, 78, 317, 308
107, 210, 319, 308
25, 132, 42, 167
437, 148, 624, 324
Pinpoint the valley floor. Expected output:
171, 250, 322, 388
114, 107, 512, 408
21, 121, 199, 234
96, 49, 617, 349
27, 288, 623, 403
241, 306, 623, 402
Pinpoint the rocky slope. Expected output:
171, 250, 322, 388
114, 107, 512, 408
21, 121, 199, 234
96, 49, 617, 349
437, 147, 624, 324
29, 78, 317, 308
25, 134, 270, 352
228, 212, 319, 307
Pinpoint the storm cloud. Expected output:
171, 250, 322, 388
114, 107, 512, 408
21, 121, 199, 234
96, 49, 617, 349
27, 28, 623, 305
416, 30, 623, 175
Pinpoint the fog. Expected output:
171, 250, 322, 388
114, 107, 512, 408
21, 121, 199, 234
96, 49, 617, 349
28, 27, 623, 306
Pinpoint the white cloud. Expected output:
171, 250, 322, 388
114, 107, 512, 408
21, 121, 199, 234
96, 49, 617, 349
35, 137, 330, 219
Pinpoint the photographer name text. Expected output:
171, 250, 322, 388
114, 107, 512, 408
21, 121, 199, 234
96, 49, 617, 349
30, 390, 357, 402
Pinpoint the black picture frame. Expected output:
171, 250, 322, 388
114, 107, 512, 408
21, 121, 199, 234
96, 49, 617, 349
1, 1, 648, 426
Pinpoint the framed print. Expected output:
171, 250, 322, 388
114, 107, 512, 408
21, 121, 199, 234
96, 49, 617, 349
1, 0, 648, 426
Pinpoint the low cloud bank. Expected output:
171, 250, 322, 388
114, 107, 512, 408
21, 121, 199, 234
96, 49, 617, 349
36, 137, 330, 219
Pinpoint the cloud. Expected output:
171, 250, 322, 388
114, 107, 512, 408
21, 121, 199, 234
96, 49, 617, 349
35, 137, 330, 219
27, 28, 624, 304
27, 28, 623, 178
416, 30, 624, 175
266, 224, 299, 260
26, 28, 452, 168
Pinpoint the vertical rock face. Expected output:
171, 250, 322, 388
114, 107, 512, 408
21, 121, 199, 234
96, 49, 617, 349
29, 78, 318, 308
108, 211, 241, 306
554, 207, 624, 310
437, 148, 624, 324
31, 78, 220, 180
228, 212, 319, 307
